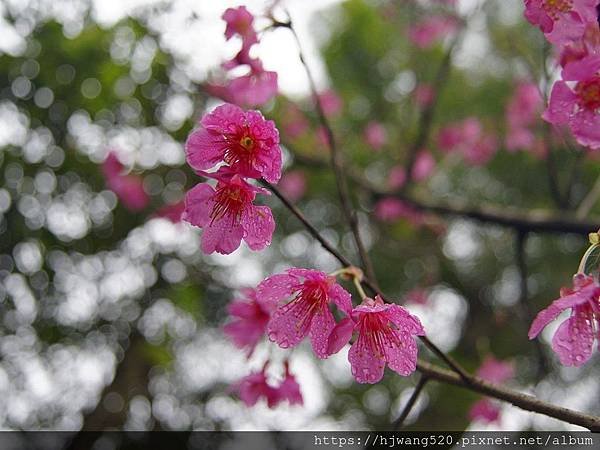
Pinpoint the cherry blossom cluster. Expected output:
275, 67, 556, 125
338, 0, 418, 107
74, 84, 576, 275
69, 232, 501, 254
525, 0, 600, 149
183, 103, 281, 255
223, 267, 425, 403
206, 6, 278, 107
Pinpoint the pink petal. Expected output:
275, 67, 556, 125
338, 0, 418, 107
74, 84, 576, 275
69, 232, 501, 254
327, 283, 353, 316
570, 110, 600, 150
267, 300, 311, 350
388, 305, 426, 335
469, 398, 501, 423
542, 81, 576, 126
309, 306, 337, 358
551, 307, 595, 366
327, 317, 356, 355
529, 289, 593, 339
257, 273, 297, 305
185, 127, 226, 171
201, 218, 244, 255
384, 331, 419, 376
562, 55, 600, 81
182, 183, 215, 227
348, 336, 386, 384
242, 205, 275, 251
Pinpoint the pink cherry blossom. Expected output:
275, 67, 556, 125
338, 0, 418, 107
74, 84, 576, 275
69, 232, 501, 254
437, 118, 497, 165
388, 165, 407, 190
282, 104, 309, 139
529, 273, 600, 366
405, 288, 430, 306
258, 268, 352, 358
374, 198, 424, 225
544, 55, 600, 149
228, 68, 279, 107
408, 16, 458, 49
272, 362, 303, 406
183, 169, 275, 255
232, 364, 278, 407
469, 398, 501, 423
317, 90, 343, 117
186, 103, 282, 182
476, 356, 515, 384
505, 82, 543, 152
223, 288, 274, 356
155, 200, 185, 223
468, 356, 513, 423
364, 121, 388, 150
102, 152, 149, 212
414, 84, 435, 108
413, 151, 436, 181
327, 295, 425, 384
223, 6, 258, 49
279, 170, 307, 202
524, 0, 598, 46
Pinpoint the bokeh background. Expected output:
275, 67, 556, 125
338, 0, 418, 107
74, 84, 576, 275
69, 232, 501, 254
0, 0, 598, 432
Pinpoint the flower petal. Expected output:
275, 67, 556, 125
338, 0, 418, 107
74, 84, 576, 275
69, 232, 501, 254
242, 205, 275, 251
384, 331, 419, 376
309, 306, 337, 358
327, 317, 355, 355
348, 334, 386, 384
551, 307, 595, 366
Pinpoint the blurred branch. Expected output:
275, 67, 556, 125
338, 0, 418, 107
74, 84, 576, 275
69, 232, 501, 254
282, 14, 379, 287
293, 152, 600, 235
515, 231, 549, 380
392, 375, 429, 430
417, 360, 600, 431
402, 35, 460, 190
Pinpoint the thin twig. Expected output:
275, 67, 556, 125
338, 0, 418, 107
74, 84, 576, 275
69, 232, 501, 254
392, 375, 429, 430
402, 35, 459, 190
284, 14, 379, 287
417, 360, 600, 431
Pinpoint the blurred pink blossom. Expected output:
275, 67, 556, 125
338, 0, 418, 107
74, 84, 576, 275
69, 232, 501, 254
102, 152, 149, 212
279, 170, 307, 202
364, 121, 388, 150
408, 16, 458, 49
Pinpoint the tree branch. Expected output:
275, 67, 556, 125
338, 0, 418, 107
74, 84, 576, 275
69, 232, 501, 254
292, 152, 600, 235
392, 375, 429, 430
417, 360, 600, 431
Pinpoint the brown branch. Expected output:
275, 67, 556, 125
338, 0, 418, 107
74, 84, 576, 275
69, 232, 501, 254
392, 375, 429, 430
284, 15, 378, 287
417, 360, 600, 431
292, 152, 600, 235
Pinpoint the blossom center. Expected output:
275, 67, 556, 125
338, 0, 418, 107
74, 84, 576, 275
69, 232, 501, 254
576, 77, 600, 110
282, 281, 328, 331
360, 313, 402, 359
240, 135, 254, 150
210, 184, 251, 224
542, 0, 572, 19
